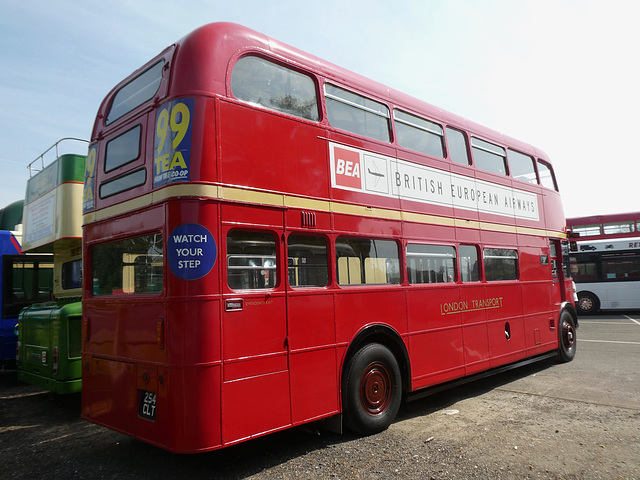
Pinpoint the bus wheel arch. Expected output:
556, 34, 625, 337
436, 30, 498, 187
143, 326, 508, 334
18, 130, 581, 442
577, 291, 600, 315
340, 326, 409, 435
556, 309, 577, 363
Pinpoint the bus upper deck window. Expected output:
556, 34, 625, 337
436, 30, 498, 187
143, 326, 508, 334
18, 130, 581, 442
537, 160, 558, 191
104, 126, 141, 172
106, 61, 164, 125
445, 128, 470, 165
394, 110, 445, 158
324, 84, 391, 143
231, 56, 319, 121
472, 138, 507, 176
508, 149, 537, 184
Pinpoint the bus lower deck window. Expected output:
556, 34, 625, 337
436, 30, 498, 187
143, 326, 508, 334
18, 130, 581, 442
336, 237, 399, 285
287, 234, 329, 287
227, 230, 278, 290
407, 244, 455, 284
91, 234, 163, 296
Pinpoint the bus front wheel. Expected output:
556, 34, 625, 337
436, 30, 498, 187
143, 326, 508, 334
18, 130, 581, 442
557, 311, 577, 363
577, 292, 600, 315
343, 343, 402, 435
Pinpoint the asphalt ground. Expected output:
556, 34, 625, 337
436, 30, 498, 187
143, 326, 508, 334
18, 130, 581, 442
1, 311, 639, 479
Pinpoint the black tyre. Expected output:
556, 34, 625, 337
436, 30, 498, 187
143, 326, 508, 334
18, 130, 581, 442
577, 291, 600, 315
343, 343, 402, 435
557, 310, 577, 363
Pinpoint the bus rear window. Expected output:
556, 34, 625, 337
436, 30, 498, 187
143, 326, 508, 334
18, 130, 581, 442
99, 168, 146, 198
106, 61, 164, 125
62, 259, 82, 290
91, 234, 163, 296
105, 126, 141, 172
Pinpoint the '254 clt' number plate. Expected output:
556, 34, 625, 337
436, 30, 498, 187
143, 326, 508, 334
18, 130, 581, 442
139, 391, 157, 421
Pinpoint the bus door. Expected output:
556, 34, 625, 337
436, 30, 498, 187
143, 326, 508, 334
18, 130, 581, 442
550, 240, 566, 306
221, 223, 290, 443
285, 231, 338, 424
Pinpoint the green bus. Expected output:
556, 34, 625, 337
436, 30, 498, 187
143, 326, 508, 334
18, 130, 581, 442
16, 139, 86, 394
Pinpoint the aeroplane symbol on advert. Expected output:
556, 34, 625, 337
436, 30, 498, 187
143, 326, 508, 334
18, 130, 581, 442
364, 155, 389, 194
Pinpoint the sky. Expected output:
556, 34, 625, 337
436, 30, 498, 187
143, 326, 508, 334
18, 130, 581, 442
1, 0, 638, 219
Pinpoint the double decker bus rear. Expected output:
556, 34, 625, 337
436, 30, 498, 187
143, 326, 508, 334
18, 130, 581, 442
82, 23, 577, 453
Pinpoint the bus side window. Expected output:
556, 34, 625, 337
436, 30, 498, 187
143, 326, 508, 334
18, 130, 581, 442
550, 242, 559, 278
3, 258, 54, 317
484, 248, 519, 281
447, 127, 469, 165
508, 149, 537, 184
394, 110, 445, 158
459, 245, 479, 282
406, 244, 456, 284
537, 160, 558, 191
602, 254, 640, 280
336, 237, 399, 285
231, 55, 319, 122
572, 256, 597, 282
324, 84, 391, 143
445, 127, 470, 165
472, 138, 508, 176
287, 234, 329, 287
227, 230, 278, 290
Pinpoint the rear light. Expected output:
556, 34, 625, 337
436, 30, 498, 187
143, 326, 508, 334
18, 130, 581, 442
157, 318, 165, 349
53, 346, 59, 375
83, 316, 90, 341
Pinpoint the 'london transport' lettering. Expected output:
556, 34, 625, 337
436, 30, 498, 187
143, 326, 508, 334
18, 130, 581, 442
440, 297, 504, 315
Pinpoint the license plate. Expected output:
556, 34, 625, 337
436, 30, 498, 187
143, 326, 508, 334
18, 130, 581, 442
138, 390, 157, 421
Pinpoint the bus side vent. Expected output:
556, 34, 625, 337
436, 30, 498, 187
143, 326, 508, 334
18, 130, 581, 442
301, 211, 317, 228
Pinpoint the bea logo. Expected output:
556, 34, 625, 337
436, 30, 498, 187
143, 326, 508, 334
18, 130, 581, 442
333, 147, 362, 189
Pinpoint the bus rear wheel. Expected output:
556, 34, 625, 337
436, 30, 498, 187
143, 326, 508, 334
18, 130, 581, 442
557, 311, 577, 363
577, 292, 600, 315
343, 343, 402, 435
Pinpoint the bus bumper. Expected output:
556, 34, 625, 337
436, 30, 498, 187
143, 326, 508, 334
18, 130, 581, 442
17, 369, 82, 395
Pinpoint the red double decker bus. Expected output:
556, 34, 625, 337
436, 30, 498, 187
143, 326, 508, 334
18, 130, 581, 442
81, 23, 577, 453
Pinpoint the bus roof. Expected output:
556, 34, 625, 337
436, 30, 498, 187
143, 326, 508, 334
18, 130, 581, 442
97, 22, 550, 162
0, 230, 21, 255
567, 211, 640, 226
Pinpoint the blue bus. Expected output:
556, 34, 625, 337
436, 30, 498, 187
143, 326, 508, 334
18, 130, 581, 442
0, 229, 53, 368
